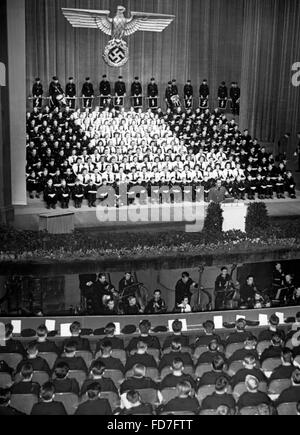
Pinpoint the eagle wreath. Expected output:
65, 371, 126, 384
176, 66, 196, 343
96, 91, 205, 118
62, 5, 175, 67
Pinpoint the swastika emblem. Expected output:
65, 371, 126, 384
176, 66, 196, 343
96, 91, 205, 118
103, 39, 129, 68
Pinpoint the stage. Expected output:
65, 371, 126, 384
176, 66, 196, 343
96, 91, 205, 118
13, 193, 300, 232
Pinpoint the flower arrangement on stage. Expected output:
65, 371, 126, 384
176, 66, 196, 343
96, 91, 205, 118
0, 219, 299, 263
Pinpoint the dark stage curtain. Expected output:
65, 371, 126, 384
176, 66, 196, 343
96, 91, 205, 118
25, 0, 300, 142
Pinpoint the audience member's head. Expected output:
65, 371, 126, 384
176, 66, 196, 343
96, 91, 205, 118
172, 319, 183, 334
245, 375, 259, 393
171, 338, 182, 352
215, 376, 229, 394
243, 354, 256, 370
126, 390, 141, 407
54, 362, 70, 380
27, 342, 38, 358
236, 318, 247, 331
132, 364, 146, 378
269, 314, 279, 328
244, 336, 257, 350
176, 381, 192, 398
36, 324, 48, 340
171, 358, 184, 374
100, 340, 112, 357
281, 348, 293, 365
86, 382, 101, 400
90, 361, 106, 378
212, 355, 225, 372
70, 321, 81, 336
64, 340, 77, 356
139, 320, 151, 335
203, 320, 215, 335
40, 382, 55, 402
20, 363, 34, 381
291, 369, 300, 386
136, 340, 148, 354
5, 323, 13, 340
104, 323, 116, 337
271, 334, 282, 347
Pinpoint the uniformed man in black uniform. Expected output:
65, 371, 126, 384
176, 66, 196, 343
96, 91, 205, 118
73, 178, 85, 208
32, 78, 43, 109
184, 79, 193, 110
65, 77, 76, 110
49, 76, 64, 110
81, 77, 94, 109
147, 77, 158, 110
99, 74, 111, 109
131, 76, 143, 110
165, 81, 174, 109
214, 267, 232, 310
114, 75, 126, 110
199, 79, 209, 109
218, 81, 228, 110
230, 82, 240, 116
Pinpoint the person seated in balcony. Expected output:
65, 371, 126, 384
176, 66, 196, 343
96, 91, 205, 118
34, 324, 59, 355
11, 363, 40, 396
52, 362, 79, 395
160, 358, 196, 391
16, 342, 51, 376
163, 320, 190, 350
125, 341, 158, 373
102, 298, 118, 315
80, 361, 118, 397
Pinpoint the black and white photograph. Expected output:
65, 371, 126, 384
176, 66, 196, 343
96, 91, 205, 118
0, 0, 300, 420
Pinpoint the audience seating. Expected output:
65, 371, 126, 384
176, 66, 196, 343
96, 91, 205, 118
10, 393, 38, 415
95, 350, 126, 366
199, 409, 216, 415
161, 411, 196, 415
0, 353, 23, 370
102, 369, 124, 386
54, 392, 79, 415
196, 384, 216, 405
268, 379, 292, 399
163, 347, 191, 355
0, 372, 12, 388
195, 363, 212, 378
75, 351, 93, 368
38, 352, 57, 370
277, 402, 298, 416
136, 388, 158, 405
15, 370, 49, 386
193, 346, 208, 363
239, 406, 258, 415
68, 370, 87, 389
161, 387, 178, 403
261, 358, 282, 377
257, 341, 271, 356
100, 391, 120, 411
225, 343, 244, 358
228, 360, 244, 376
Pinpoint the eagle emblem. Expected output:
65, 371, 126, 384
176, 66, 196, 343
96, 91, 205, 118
62, 5, 175, 67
